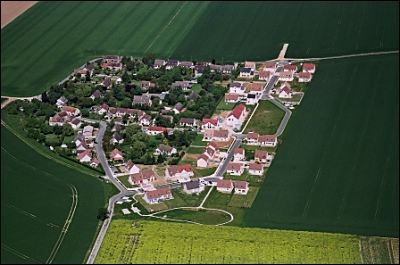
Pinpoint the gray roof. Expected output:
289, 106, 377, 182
184, 180, 200, 190
240, 67, 252, 73
174, 102, 184, 111
247, 94, 256, 98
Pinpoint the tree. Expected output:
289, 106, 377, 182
81, 108, 90, 117
121, 71, 131, 84
142, 53, 155, 67
41, 91, 49, 103
63, 124, 74, 136
97, 207, 109, 220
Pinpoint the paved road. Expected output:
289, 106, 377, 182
214, 136, 243, 177
86, 121, 137, 264
267, 98, 292, 137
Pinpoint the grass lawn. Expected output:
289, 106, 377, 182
224, 171, 265, 187
193, 167, 216, 177
164, 186, 210, 209
244, 100, 285, 135
117, 175, 137, 188
185, 146, 204, 154
216, 100, 236, 111
274, 93, 304, 103
191, 134, 207, 146
136, 195, 168, 212
191, 84, 202, 92
154, 208, 231, 225
228, 187, 260, 208
95, 220, 362, 264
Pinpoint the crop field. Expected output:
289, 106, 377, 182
95, 220, 362, 264
244, 100, 285, 135
245, 54, 399, 237
2, 2, 398, 96
153, 208, 232, 225
1, 125, 109, 264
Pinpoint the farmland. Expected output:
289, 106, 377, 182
2, 2, 398, 96
95, 220, 362, 264
245, 54, 399, 237
244, 100, 285, 135
153, 208, 232, 225
1, 125, 110, 264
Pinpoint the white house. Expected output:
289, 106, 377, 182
261, 62, 276, 73
297, 71, 312, 82
68, 118, 82, 130
129, 169, 156, 186
278, 71, 294, 82
197, 154, 209, 168
155, 144, 177, 156
244, 61, 256, 71
258, 70, 271, 81
139, 114, 152, 126
233, 148, 245, 161
248, 163, 264, 176
183, 180, 205, 195
226, 162, 244, 176
77, 150, 92, 163
201, 118, 219, 130
216, 179, 234, 193
165, 164, 194, 183
226, 103, 246, 129
56, 96, 68, 108
229, 82, 245, 94
147, 126, 167, 136
254, 150, 268, 164
225, 93, 240, 103
258, 135, 277, 147
239, 67, 253, 78
302, 63, 316, 73
233, 180, 249, 195
125, 160, 140, 175
283, 64, 298, 72
278, 85, 292, 99
143, 188, 173, 204
203, 129, 230, 142
110, 148, 124, 161
62, 106, 81, 117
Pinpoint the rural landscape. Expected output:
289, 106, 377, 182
1, 1, 398, 264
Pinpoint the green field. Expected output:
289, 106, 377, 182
1, 125, 110, 264
95, 220, 362, 264
244, 100, 285, 135
245, 54, 399, 237
153, 208, 231, 225
2, 2, 398, 96
216, 100, 236, 111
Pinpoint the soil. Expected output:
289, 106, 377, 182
1, 1, 38, 29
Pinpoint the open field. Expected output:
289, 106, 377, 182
245, 54, 399, 237
95, 220, 362, 264
1, 125, 109, 264
2, 2, 398, 96
244, 100, 285, 135
360, 236, 395, 264
1, 1, 37, 29
153, 208, 232, 225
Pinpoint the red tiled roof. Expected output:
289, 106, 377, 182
63, 106, 77, 113
262, 62, 276, 69
280, 85, 292, 94
202, 118, 218, 126
229, 103, 245, 119
77, 150, 92, 160
302, 63, 315, 71
234, 148, 244, 155
207, 141, 218, 150
110, 148, 123, 159
168, 164, 193, 176
284, 64, 298, 71
148, 126, 167, 132
217, 179, 233, 189
297, 72, 311, 79
213, 129, 229, 138
227, 162, 242, 171
249, 163, 263, 171
254, 150, 268, 160
245, 83, 264, 92
225, 93, 239, 101
233, 180, 248, 189
258, 135, 276, 143
145, 188, 171, 200
247, 132, 259, 141
197, 154, 209, 161
259, 70, 270, 79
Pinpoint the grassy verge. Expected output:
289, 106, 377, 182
154, 208, 231, 225
164, 186, 210, 208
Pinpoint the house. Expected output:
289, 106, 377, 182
101, 55, 122, 70
82, 125, 94, 140
56, 96, 68, 108
110, 148, 124, 161
246, 94, 258, 105
297, 72, 312, 82
225, 93, 240, 103
302, 63, 316, 73
233, 180, 249, 195
261, 62, 276, 73
147, 126, 168, 136
76, 142, 89, 153
49, 115, 64, 127
110, 76, 122, 85
143, 188, 173, 204
278, 85, 293, 98
153, 59, 166, 69
62, 106, 80, 117
245, 82, 264, 95
259, 70, 271, 81
248, 163, 264, 176
229, 82, 245, 94
165, 164, 194, 183
110, 132, 124, 145
254, 150, 268, 163
183, 180, 205, 195
68, 118, 82, 130
165, 59, 179, 70
129, 169, 156, 186
283, 64, 298, 72
197, 154, 209, 168
171, 81, 192, 90
90, 90, 103, 100
139, 113, 152, 126
203, 129, 229, 142
210, 64, 223, 73
188, 91, 199, 101
204, 146, 216, 159
244, 61, 256, 71
155, 144, 177, 156
77, 150, 92, 163
226, 162, 244, 176
258, 135, 277, 147
239, 67, 253, 78
133, 94, 152, 107
216, 179, 234, 193
278, 71, 294, 82
101, 77, 112, 89
125, 160, 140, 175
233, 148, 245, 161
179, 118, 197, 127
201, 118, 219, 130
221, 64, 235, 74
226, 103, 246, 128
178, 61, 194, 68
173, 102, 185, 114
194, 65, 205, 77
90, 158, 100, 168
98, 103, 109, 115
141, 81, 156, 91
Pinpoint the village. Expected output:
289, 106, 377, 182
40, 55, 316, 212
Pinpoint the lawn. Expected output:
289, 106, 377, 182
216, 100, 236, 111
136, 195, 168, 212
193, 167, 216, 177
245, 54, 399, 237
1, 125, 110, 264
95, 220, 362, 264
191, 134, 207, 146
228, 187, 260, 208
164, 187, 210, 209
117, 175, 135, 188
244, 100, 286, 135
224, 171, 265, 187
190, 84, 202, 92
153, 208, 231, 225
185, 146, 204, 154
2, 2, 398, 96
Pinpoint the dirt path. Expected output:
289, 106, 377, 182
1, 1, 38, 29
